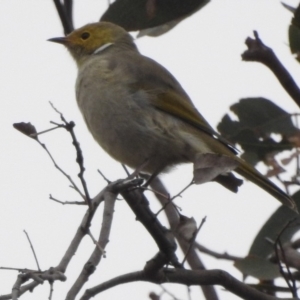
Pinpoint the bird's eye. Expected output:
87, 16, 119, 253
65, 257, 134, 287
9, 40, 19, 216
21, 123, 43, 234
81, 32, 90, 40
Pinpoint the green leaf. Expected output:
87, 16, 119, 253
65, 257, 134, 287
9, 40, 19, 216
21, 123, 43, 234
282, 2, 296, 14
289, 24, 300, 60
286, 2, 300, 61
13, 122, 38, 141
217, 98, 297, 166
249, 190, 300, 259
100, 0, 210, 33
235, 190, 300, 280
292, 2, 300, 29
230, 98, 296, 136
234, 256, 281, 280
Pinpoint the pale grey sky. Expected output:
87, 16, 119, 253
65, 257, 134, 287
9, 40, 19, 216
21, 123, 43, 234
1, 1, 300, 299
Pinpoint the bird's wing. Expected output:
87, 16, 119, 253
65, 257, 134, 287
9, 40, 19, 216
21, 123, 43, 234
129, 54, 236, 153
151, 89, 237, 153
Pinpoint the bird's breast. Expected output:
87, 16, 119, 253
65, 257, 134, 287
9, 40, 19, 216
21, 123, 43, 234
75, 56, 213, 173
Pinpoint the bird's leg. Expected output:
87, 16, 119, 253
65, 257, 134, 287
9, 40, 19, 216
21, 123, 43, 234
127, 157, 162, 186
127, 158, 150, 179
141, 170, 161, 187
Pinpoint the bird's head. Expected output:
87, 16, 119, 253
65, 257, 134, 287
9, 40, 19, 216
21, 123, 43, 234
48, 22, 137, 65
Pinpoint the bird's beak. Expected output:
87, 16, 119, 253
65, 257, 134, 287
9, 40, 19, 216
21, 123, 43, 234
47, 37, 68, 45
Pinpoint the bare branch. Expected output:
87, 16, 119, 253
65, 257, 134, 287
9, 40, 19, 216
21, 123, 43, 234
181, 216, 206, 266
0, 281, 39, 300
87, 230, 106, 257
53, 177, 141, 277
242, 31, 300, 108
65, 187, 117, 299
97, 169, 111, 184
0, 179, 140, 299
31, 125, 62, 137
50, 102, 92, 208
12, 274, 26, 300
121, 186, 180, 267
0, 269, 66, 300
194, 242, 242, 261
0, 267, 36, 272
49, 194, 86, 205
23, 230, 41, 271
121, 164, 130, 176
49, 281, 54, 300
80, 268, 287, 300
54, 183, 113, 273
150, 177, 219, 300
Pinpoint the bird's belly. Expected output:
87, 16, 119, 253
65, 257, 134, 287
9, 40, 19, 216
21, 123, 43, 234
76, 68, 213, 173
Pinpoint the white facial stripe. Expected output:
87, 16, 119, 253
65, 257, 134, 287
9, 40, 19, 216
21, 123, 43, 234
93, 43, 114, 54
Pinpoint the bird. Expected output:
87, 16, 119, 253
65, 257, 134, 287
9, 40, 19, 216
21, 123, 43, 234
48, 21, 296, 211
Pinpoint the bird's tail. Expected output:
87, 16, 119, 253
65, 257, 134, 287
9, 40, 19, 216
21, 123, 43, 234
235, 156, 297, 212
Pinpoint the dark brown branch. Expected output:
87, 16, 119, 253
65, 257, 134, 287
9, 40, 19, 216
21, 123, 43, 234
121, 186, 180, 267
80, 268, 290, 300
81, 271, 145, 299
242, 30, 300, 108
194, 242, 242, 261
150, 177, 219, 300
143, 252, 170, 276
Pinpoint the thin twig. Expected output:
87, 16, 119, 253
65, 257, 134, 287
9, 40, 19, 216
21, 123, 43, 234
50, 102, 92, 208
49, 194, 86, 205
154, 179, 194, 217
193, 242, 242, 261
0, 267, 37, 272
171, 180, 194, 201
187, 286, 192, 300
121, 164, 130, 176
30, 125, 62, 137
160, 285, 181, 300
23, 230, 41, 271
38, 139, 85, 200
181, 217, 206, 266
152, 180, 194, 216
87, 230, 106, 257
49, 282, 54, 300
97, 169, 111, 184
